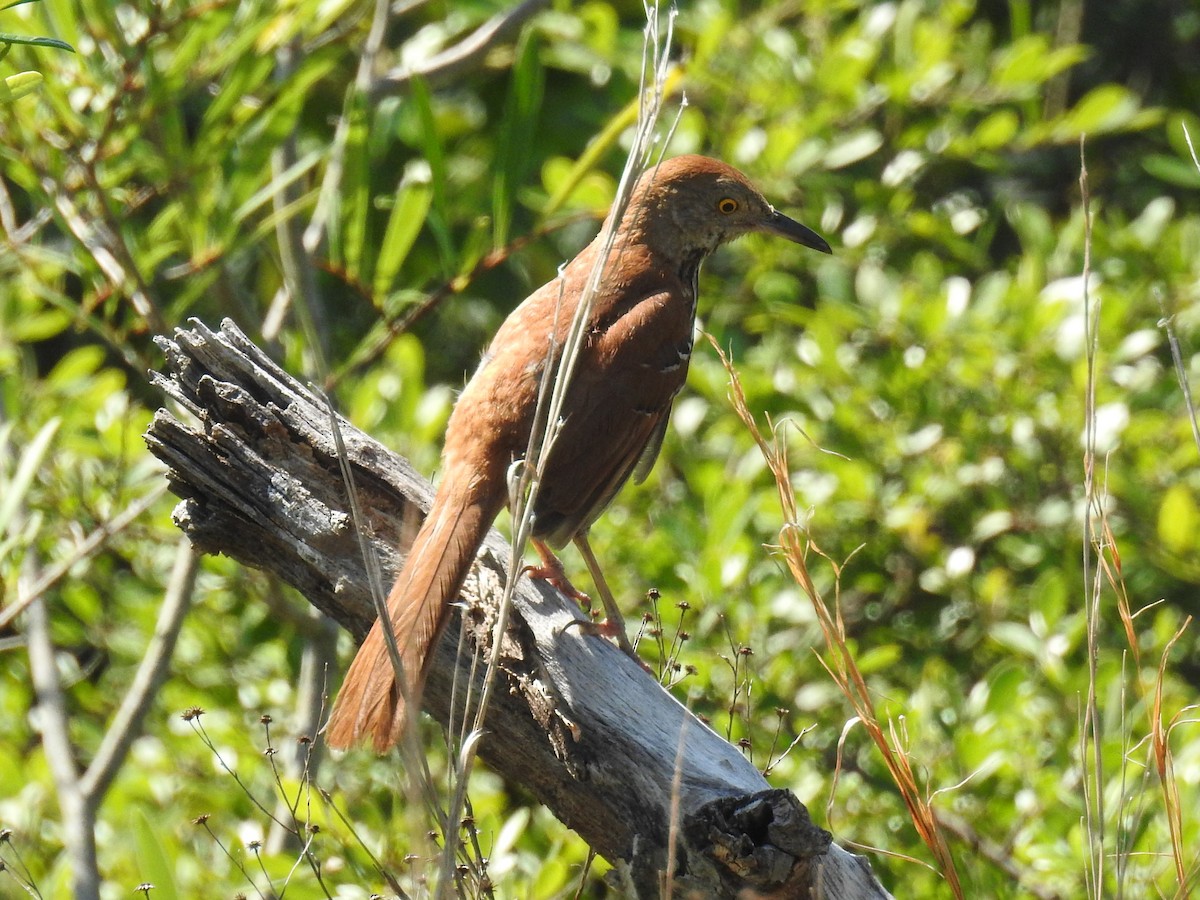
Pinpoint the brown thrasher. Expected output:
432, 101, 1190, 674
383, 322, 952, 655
325, 155, 830, 751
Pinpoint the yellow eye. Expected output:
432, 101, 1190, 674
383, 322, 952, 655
717, 198, 738, 214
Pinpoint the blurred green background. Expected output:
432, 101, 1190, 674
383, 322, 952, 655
2, 0, 1198, 896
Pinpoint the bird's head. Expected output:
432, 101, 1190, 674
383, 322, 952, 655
627, 155, 832, 261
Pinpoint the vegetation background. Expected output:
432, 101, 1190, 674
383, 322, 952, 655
1, 0, 1198, 896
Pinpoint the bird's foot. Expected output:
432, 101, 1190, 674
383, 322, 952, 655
560, 616, 621, 639
525, 540, 593, 612
560, 617, 646, 666
531, 537, 643, 664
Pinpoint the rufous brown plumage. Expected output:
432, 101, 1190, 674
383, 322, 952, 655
325, 155, 831, 752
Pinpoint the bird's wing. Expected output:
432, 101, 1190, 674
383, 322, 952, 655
632, 413, 671, 485
531, 273, 695, 546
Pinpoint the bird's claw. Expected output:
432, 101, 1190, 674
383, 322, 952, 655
523, 562, 593, 612
559, 616, 647, 666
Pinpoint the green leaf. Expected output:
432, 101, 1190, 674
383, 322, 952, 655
972, 109, 1019, 149
1143, 154, 1200, 189
823, 129, 883, 169
540, 69, 683, 217
47, 345, 105, 386
336, 97, 371, 279
408, 75, 456, 272
984, 664, 1025, 715
1051, 84, 1144, 139
991, 36, 1084, 92
493, 30, 544, 248
988, 622, 1042, 660
0, 417, 59, 539
133, 809, 179, 900
39, 0, 79, 50
233, 148, 323, 225
8, 308, 70, 342
541, 155, 614, 215
1166, 111, 1200, 165
0, 32, 74, 52
1157, 484, 1198, 555
374, 164, 433, 296
856, 643, 902, 674
0, 70, 42, 102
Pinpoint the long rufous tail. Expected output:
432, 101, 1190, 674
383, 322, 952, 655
324, 479, 498, 752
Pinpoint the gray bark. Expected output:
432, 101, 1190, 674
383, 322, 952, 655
145, 317, 894, 899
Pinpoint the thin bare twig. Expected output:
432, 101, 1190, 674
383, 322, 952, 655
368, 0, 550, 98
80, 539, 198, 800
1155, 292, 1200, 457
264, 615, 338, 855
40, 174, 166, 336
0, 481, 168, 631
1154, 124, 1200, 459
1182, 123, 1200, 171
23, 559, 101, 900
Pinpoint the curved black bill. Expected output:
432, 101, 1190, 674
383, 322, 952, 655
765, 209, 832, 254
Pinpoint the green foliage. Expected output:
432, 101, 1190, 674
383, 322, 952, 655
0, 0, 74, 102
2, 0, 1199, 897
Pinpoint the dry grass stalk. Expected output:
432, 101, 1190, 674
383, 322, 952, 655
1078, 133, 1197, 899
707, 334, 965, 898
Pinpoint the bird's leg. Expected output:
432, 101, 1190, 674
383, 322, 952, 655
526, 538, 593, 611
527, 536, 639, 659
568, 532, 638, 659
